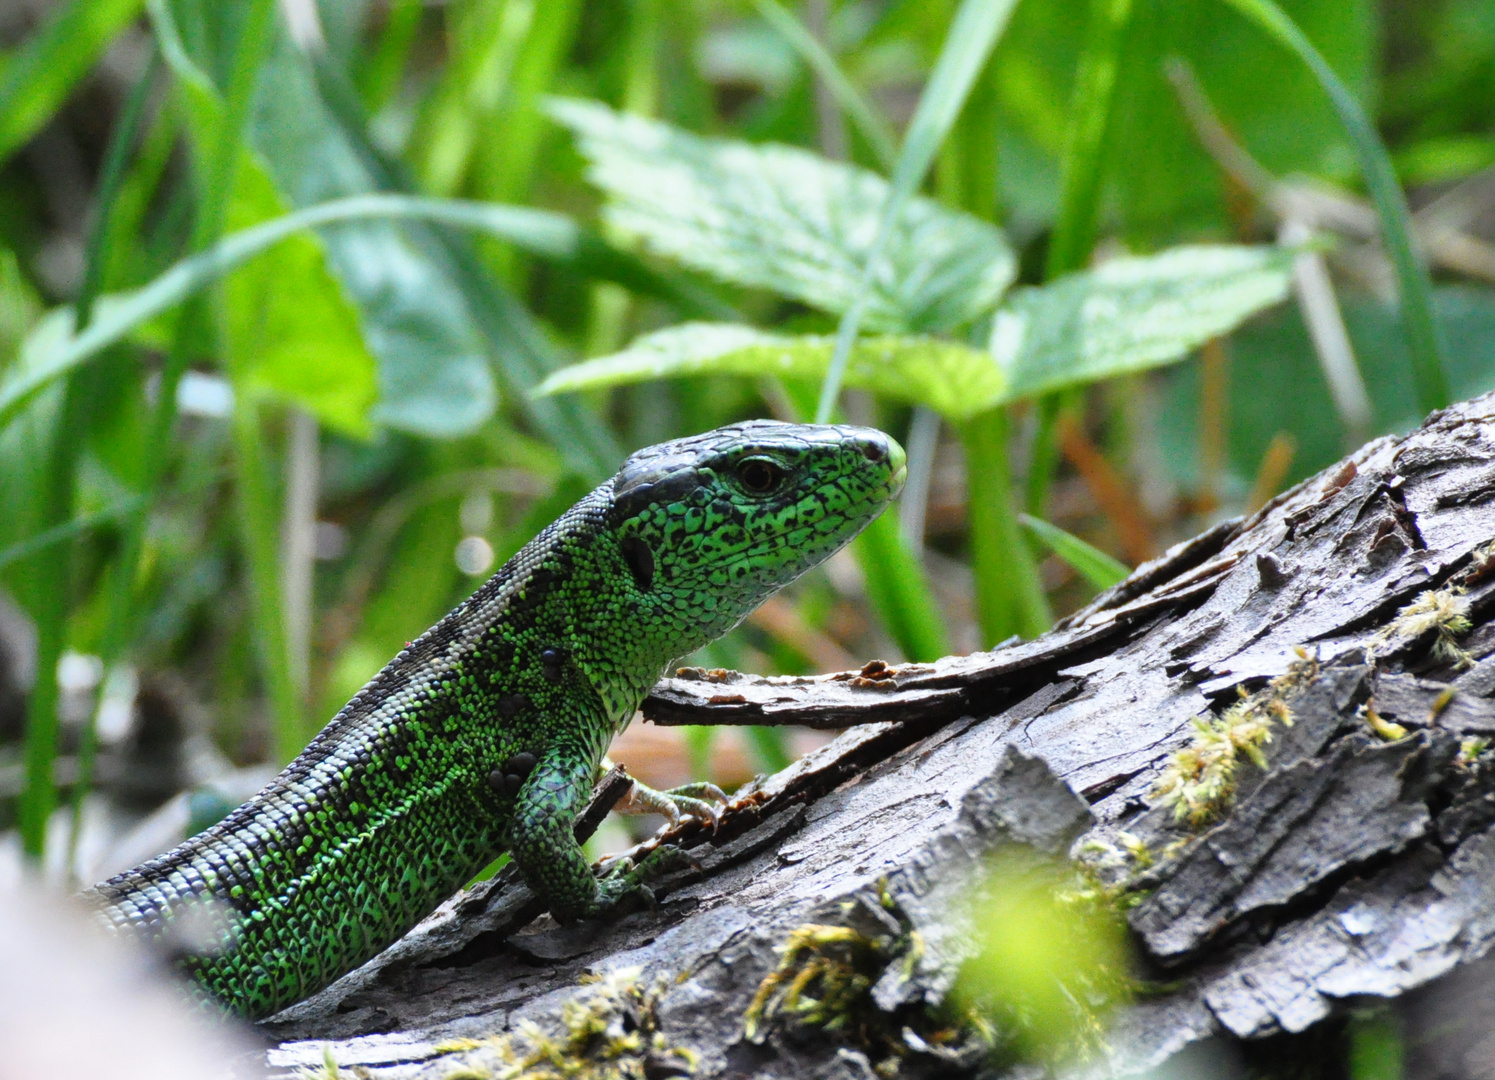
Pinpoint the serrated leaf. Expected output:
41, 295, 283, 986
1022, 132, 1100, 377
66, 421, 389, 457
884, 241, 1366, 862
548, 99, 1016, 334
992, 245, 1294, 400
533, 322, 1004, 422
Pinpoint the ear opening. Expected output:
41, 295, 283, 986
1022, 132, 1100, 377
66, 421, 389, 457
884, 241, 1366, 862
620, 535, 656, 592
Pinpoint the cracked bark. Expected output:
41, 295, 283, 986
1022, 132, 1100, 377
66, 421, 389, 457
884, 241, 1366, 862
260, 394, 1495, 1079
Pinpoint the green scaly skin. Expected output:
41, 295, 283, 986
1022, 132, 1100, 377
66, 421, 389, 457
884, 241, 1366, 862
88, 421, 906, 1019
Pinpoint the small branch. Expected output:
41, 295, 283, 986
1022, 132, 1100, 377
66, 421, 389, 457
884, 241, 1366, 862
1279, 220, 1374, 444
577, 764, 634, 841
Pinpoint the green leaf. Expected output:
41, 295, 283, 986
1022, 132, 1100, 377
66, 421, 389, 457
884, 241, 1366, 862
548, 99, 1016, 335
220, 178, 379, 437
533, 322, 1004, 422
236, 22, 618, 475
0, 0, 145, 165
1018, 514, 1129, 590
993, 245, 1294, 400
535, 244, 1293, 422
159, 0, 494, 438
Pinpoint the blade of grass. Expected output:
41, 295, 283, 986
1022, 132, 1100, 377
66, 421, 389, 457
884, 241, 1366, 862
752, 0, 898, 171
357, 0, 423, 114
854, 511, 950, 662
0, 0, 145, 165
931, 43, 1053, 649
19, 45, 160, 864
75, 52, 159, 331
109, 0, 283, 775
0, 194, 737, 435
202, 0, 305, 761
1018, 514, 1130, 590
1026, 0, 1135, 523
1219, 0, 1448, 415
813, 0, 1020, 424
1045, 0, 1134, 280
0, 468, 230, 574
962, 408, 1051, 645
16, 392, 75, 861
1347, 1012, 1404, 1080
63, 47, 160, 874
235, 397, 305, 762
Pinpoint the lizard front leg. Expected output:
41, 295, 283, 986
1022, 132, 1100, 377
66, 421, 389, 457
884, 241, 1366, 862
508, 746, 686, 922
506, 748, 598, 923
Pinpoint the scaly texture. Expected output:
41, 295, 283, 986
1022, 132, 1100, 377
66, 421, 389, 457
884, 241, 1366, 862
88, 421, 905, 1019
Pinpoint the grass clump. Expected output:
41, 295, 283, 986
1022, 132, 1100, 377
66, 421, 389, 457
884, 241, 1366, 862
1373, 587, 1474, 668
415, 967, 695, 1080
1151, 652, 1316, 828
744, 885, 989, 1075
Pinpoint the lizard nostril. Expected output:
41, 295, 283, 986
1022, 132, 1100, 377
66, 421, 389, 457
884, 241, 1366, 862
860, 439, 886, 463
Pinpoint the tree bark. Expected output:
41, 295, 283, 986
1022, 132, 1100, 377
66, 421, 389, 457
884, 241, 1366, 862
261, 394, 1495, 1079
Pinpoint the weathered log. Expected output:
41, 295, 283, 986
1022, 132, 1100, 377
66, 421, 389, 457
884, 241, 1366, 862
261, 394, 1495, 1079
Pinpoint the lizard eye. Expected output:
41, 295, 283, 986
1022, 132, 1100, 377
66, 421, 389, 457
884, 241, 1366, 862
736, 457, 785, 495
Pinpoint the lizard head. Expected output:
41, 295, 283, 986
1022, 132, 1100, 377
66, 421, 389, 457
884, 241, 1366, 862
607, 420, 906, 647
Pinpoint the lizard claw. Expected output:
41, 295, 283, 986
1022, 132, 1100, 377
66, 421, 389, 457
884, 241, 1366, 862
612, 778, 730, 832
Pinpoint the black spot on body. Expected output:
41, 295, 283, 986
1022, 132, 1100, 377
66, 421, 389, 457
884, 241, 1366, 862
497, 693, 529, 718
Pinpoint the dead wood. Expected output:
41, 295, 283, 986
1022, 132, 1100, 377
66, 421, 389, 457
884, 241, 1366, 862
259, 394, 1495, 1080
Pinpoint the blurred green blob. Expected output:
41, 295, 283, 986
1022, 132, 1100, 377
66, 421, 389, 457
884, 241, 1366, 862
955, 848, 1133, 1064
1347, 1011, 1404, 1080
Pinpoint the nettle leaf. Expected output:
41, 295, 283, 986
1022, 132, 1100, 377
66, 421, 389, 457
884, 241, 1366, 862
548, 99, 1016, 333
993, 245, 1295, 399
534, 322, 1004, 421
537, 247, 1293, 422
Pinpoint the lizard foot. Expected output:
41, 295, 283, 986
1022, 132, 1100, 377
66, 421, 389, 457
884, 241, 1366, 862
613, 777, 730, 832
591, 845, 699, 916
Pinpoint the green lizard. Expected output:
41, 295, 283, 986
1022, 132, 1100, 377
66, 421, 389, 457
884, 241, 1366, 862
89, 421, 905, 1019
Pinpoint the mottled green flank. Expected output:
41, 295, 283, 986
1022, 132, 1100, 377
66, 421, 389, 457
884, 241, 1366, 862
88, 422, 906, 1019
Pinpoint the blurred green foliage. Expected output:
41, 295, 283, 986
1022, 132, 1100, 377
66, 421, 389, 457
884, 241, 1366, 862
955, 848, 1133, 1064
0, 0, 1488, 929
